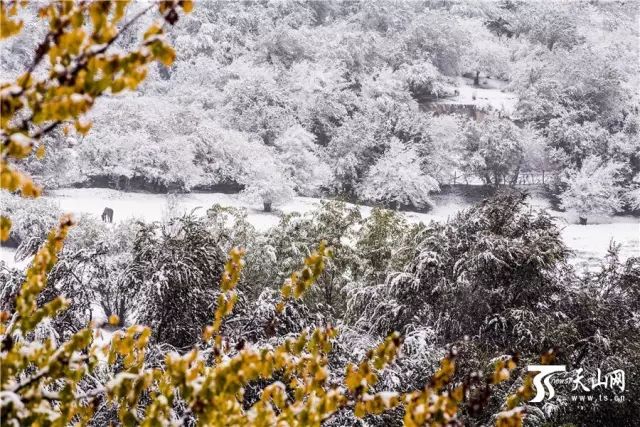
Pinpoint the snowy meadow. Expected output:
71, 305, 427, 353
2, 188, 638, 272
1, 1, 639, 426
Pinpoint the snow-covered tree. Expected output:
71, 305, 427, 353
327, 94, 432, 193
221, 62, 297, 144
192, 123, 262, 188
518, 124, 552, 184
256, 26, 314, 69
357, 138, 439, 209
461, 117, 524, 186
285, 60, 354, 145
273, 125, 332, 196
400, 10, 469, 76
560, 156, 625, 224
360, 67, 413, 104
625, 173, 640, 211
513, 43, 628, 128
460, 19, 511, 84
396, 61, 447, 101
131, 216, 224, 348
514, 2, 583, 51
241, 148, 296, 212
424, 114, 464, 184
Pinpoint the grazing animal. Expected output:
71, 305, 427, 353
101, 207, 114, 223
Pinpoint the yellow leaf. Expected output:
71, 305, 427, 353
114, 0, 131, 23
36, 145, 46, 159
0, 216, 11, 241
159, 46, 176, 66
75, 117, 92, 135
181, 0, 194, 13
144, 23, 163, 40
21, 179, 42, 198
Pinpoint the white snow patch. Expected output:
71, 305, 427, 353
0, 188, 633, 274
0, 245, 32, 270
45, 188, 323, 231
561, 221, 639, 271
437, 76, 518, 115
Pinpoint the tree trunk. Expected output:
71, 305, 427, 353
474, 70, 480, 86
579, 216, 588, 225
263, 201, 272, 212
510, 158, 523, 186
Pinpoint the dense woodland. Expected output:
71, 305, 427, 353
1, 1, 639, 426
2, 0, 639, 217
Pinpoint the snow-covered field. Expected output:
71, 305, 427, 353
438, 76, 518, 115
44, 188, 640, 268
1, 188, 638, 272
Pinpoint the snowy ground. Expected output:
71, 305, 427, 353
437, 76, 518, 115
0, 246, 31, 270
1, 188, 638, 272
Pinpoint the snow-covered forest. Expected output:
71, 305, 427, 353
1, 1, 639, 426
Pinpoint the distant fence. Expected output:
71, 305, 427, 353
516, 172, 548, 186
421, 103, 483, 120
441, 171, 549, 187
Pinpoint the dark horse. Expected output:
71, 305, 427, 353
101, 207, 114, 223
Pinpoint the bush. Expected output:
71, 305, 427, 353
127, 216, 224, 349
349, 191, 569, 347
0, 192, 60, 258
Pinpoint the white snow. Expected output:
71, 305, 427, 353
438, 76, 518, 115
43, 188, 323, 231
1, 188, 637, 273
43, 188, 481, 229
92, 326, 115, 361
0, 246, 32, 270
561, 222, 639, 271
43, 188, 461, 231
